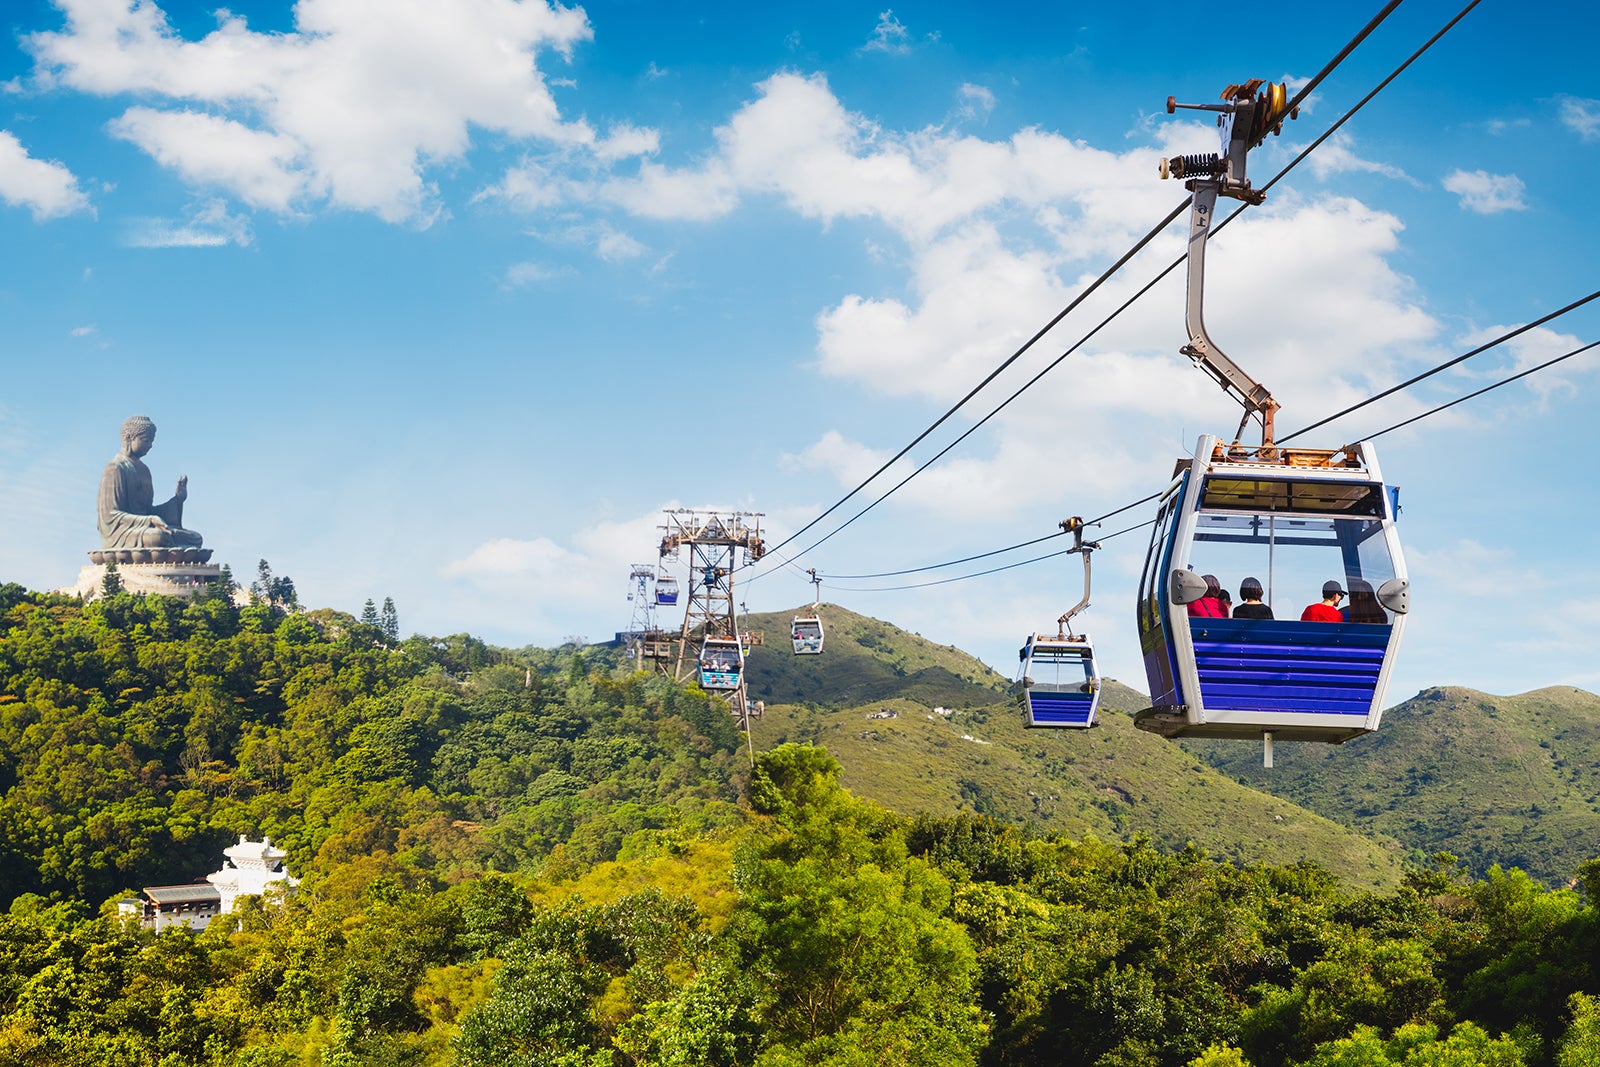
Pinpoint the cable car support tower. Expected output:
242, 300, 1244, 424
655, 509, 766, 725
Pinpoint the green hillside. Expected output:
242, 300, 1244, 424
1184, 685, 1600, 884
737, 606, 1407, 890
740, 603, 1009, 708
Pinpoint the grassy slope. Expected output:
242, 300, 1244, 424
738, 605, 1406, 890
1183, 684, 1600, 884
740, 603, 1009, 709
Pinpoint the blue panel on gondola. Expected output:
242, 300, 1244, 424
1189, 618, 1389, 715
1026, 689, 1097, 727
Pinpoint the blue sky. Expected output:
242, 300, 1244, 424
2, 0, 1597, 705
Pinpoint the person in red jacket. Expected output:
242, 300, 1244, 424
1301, 581, 1346, 622
1188, 574, 1227, 618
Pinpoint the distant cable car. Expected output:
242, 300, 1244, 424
697, 636, 744, 691
1019, 634, 1100, 728
792, 616, 823, 655
1018, 517, 1101, 728
1134, 435, 1408, 749
1135, 80, 1409, 766
656, 574, 679, 606
792, 568, 825, 655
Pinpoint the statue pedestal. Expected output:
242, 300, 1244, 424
60, 560, 225, 601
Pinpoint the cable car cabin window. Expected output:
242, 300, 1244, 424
1185, 512, 1397, 624
1200, 477, 1387, 518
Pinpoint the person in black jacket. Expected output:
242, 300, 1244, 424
1232, 576, 1274, 619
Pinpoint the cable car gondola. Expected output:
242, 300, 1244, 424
792, 569, 825, 655
655, 574, 679, 606
1134, 435, 1408, 748
697, 636, 743, 691
1135, 80, 1409, 763
1018, 517, 1102, 728
791, 616, 823, 655
1019, 634, 1100, 728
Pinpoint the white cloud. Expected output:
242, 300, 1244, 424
860, 10, 912, 55
501, 260, 570, 288
1558, 96, 1600, 142
1299, 131, 1418, 185
593, 122, 660, 162
595, 224, 645, 262
0, 129, 91, 219
1442, 169, 1527, 214
70, 324, 96, 336
954, 83, 996, 124
439, 507, 695, 637
26, 0, 599, 224
124, 199, 252, 247
1452, 323, 1596, 402
110, 108, 308, 212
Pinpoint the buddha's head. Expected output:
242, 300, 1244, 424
121, 415, 156, 458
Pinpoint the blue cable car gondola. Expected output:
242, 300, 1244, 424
1135, 80, 1410, 763
697, 636, 743, 691
1019, 634, 1100, 728
1134, 435, 1409, 748
655, 574, 679, 606
1017, 517, 1102, 728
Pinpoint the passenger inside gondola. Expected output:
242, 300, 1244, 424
1300, 581, 1345, 622
1233, 576, 1273, 619
1345, 579, 1388, 623
1188, 574, 1226, 617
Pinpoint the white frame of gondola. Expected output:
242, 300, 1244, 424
1147, 433, 1408, 743
1018, 633, 1101, 729
791, 616, 824, 655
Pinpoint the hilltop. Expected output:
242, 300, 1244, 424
1184, 684, 1600, 884
738, 604, 1408, 890
739, 603, 1009, 708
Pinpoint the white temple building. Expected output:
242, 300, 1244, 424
119, 835, 298, 931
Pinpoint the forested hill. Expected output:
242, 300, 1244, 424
2, 585, 1600, 1065
750, 674, 1408, 891
1184, 684, 1600, 884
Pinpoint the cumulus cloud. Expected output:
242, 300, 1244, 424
1558, 96, 1600, 141
1442, 169, 1527, 214
124, 199, 252, 247
25, 0, 601, 224
0, 130, 91, 219
1299, 131, 1418, 186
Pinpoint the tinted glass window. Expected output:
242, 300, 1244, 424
1201, 477, 1386, 517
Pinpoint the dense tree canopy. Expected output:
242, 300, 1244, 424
0, 588, 1596, 1066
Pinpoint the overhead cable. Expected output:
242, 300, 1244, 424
1279, 288, 1600, 443
755, 0, 1460, 575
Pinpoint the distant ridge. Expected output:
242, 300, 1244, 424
1184, 684, 1600, 884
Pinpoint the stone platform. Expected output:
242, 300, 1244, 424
60, 559, 225, 601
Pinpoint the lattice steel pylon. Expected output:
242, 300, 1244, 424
621, 563, 658, 669
656, 509, 765, 724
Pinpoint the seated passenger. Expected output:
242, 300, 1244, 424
1232, 577, 1274, 619
1187, 574, 1227, 618
1300, 581, 1345, 622
1345, 579, 1388, 624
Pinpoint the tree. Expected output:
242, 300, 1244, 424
100, 560, 123, 597
360, 600, 379, 629
380, 597, 399, 643
250, 559, 299, 611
